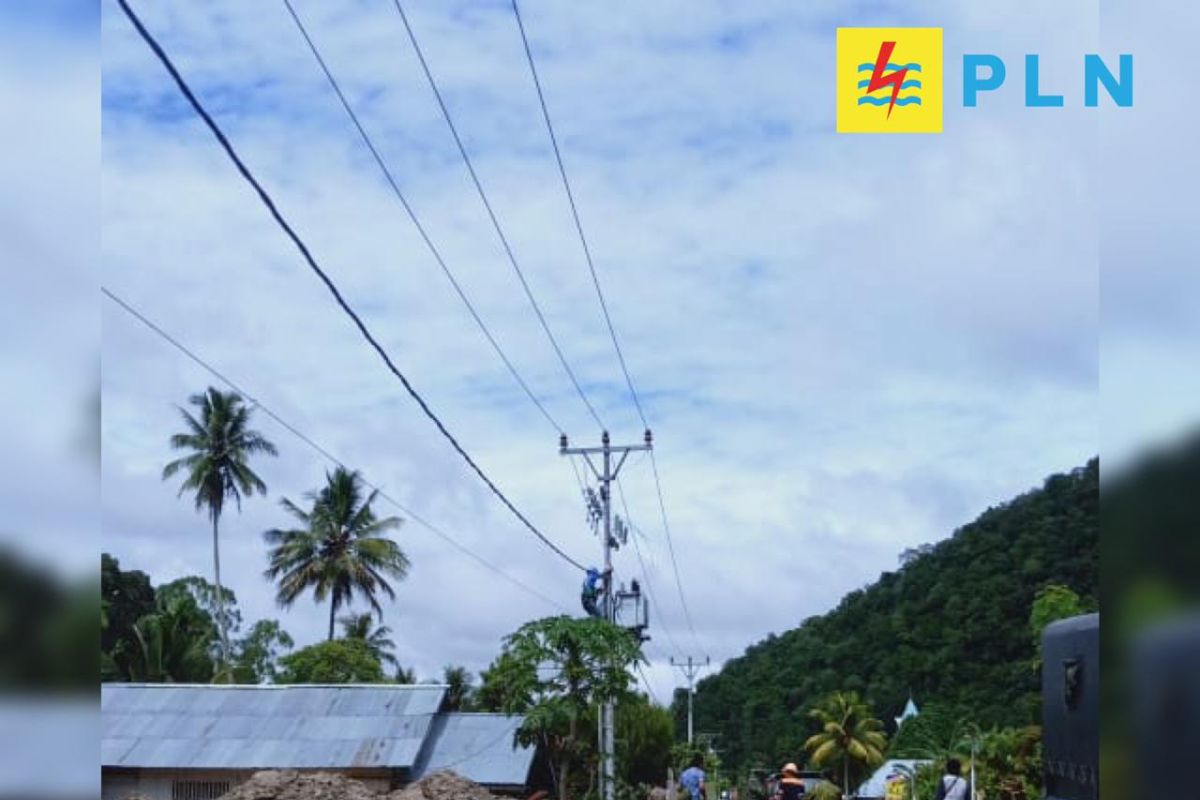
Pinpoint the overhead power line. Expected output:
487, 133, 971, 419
615, 479, 683, 657
115, 0, 586, 573
509, 0, 700, 645
278, 0, 565, 436
102, 286, 569, 614
648, 452, 699, 645
636, 661, 660, 706
286, 1, 686, 652
509, 0, 645, 429
572, 455, 684, 659
388, 0, 605, 430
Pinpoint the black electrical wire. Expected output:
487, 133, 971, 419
636, 661, 660, 706
278, 0, 565, 437
510, 0, 645, 429
114, 0, 587, 573
648, 451, 700, 645
102, 286, 571, 613
387, 0, 605, 431
616, 478, 684, 657
510, 0, 701, 642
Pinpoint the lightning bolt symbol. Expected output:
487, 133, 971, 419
866, 41, 909, 118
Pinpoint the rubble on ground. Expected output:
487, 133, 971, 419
385, 770, 500, 800
217, 771, 378, 800
216, 769, 501, 800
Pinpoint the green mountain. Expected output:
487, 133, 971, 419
681, 458, 1098, 775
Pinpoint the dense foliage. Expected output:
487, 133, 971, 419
276, 638, 385, 684
102, 554, 295, 683
478, 615, 643, 800
617, 693, 675, 788
4, 549, 96, 689
685, 459, 1098, 776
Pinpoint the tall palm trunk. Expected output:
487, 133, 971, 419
328, 599, 337, 641
212, 513, 230, 665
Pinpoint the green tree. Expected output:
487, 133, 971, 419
615, 695, 674, 788
1029, 583, 1087, 667
3, 550, 97, 689
118, 592, 216, 683
339, 612, 399, 669
804, 691, 887, 799
443, 664, 475, 711
160, 575, 242, 632
394, 664, 418, 684
974, 726, 1042, 800
687, 460, 1098, 775
276, 638, 385, 684
889, 704, 972, 761
101, 553, 156, 679
807, 780, 843, 800
162, 388, 277, 664
158, 578, 244, 666
263, 467, 407, 640
480, 615, 642, 800
231, 619, 294, 683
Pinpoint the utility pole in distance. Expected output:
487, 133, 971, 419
560, 428, 653, 800
671, 654, 710, 744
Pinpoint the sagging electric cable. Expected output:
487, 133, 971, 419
114, 0, 587, 573
102, 286, 570, 613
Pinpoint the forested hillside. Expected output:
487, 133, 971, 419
683, 459, 1098, 774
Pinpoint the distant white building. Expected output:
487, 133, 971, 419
893, 695, 919, 729
855, 759, 931, 799
101, 683, 536, 800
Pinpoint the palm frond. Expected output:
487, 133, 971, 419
263, 466, 410, 643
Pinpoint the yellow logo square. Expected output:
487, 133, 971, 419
836, 27, 943, 134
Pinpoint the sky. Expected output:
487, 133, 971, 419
93, 0, 1128, 706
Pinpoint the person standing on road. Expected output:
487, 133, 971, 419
933, 759, 970, 800
680, 755, 707, 800
776, 763, 806, 800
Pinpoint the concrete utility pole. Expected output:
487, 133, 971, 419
560, 429, 653, 800
671, 655, 710, 744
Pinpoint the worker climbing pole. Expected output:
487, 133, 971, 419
582, 566, 609, 617
561, 429, 653, 800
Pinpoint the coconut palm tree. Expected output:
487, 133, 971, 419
804, 691, 888, 800
442, 665, 475, 711
339, 612, 399, 669
119, 594, 217, 683
264, 467, 408, 640
163, 387, 277, 664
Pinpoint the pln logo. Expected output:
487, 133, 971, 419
837, 27, 943, 134
836, 26, 1134, 134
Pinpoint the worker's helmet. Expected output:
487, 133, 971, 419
782, 763, 799, 776
587, 567, 600, 579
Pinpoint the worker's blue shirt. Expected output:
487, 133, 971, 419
680, 766, 705, 799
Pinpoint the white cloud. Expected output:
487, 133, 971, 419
101, 0, 1101, 701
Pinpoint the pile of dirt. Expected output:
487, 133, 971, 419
219, 771, 377, 800
216, 770, 500, 800
385, 770, 500, 800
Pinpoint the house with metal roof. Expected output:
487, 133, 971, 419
101, 683, 536, 800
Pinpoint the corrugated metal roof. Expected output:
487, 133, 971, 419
412, 713, 534, 787
101, 683, 447, 770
